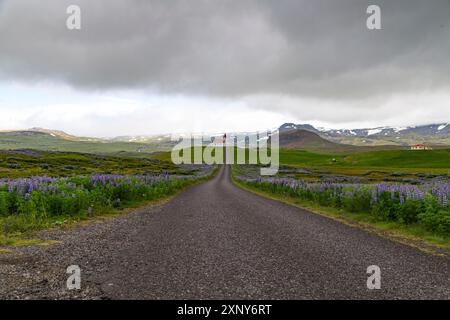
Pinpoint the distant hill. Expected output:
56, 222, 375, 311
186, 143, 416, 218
279, 123, 319, 133
279, 123, 450, 147
0, 129, 173, 155
279, 129, 403, 153
28, 127, 79, 140
110, 134, 173, 144
280, 129, 336, 149
0, 128, 95, 141
0, 130, 49, 137
279, 129, 354, 152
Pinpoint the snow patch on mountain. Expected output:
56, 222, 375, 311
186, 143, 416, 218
393, 127, 408, 132
367, 129, 382, 136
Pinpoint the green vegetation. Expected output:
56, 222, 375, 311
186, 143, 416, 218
236, 179, 450, 250
237, 176, 450, 234
279, 148, 450, 175
156, 146, 450, 180
0, 149, 192, 178
233, 173, 450, 250
0, 148, 216, 246
0, 174, 204, 238
280, 149, 343, 166
232, 146, 450, 250
343, 149, 450, 169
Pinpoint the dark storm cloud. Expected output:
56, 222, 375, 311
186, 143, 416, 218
1, 0, 450, 100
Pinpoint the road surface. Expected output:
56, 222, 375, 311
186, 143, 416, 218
1, 165, 450, 299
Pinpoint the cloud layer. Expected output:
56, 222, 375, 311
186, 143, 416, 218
1, 0, 450, 99
1, 0, 450, 133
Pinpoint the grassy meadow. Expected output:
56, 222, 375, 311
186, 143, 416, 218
279, 148, 450, 172
154, 146, 450, 180
232, 147, 450, 247
0, 149, 188, 179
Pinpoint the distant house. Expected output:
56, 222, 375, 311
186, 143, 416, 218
410, 144, 432, 150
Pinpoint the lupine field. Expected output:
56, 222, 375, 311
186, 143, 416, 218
0, 170, 213, 234
235, 175, 450, 236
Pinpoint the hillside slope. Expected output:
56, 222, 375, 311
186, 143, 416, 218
0, 130, 173, 155
280, 129, 338, 149
279, 129, 401, 153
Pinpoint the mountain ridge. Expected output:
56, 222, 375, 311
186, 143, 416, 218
0, 121, 449, 150
279, 122, 450, 147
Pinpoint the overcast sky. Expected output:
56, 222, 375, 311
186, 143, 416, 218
1, 0, 450, 136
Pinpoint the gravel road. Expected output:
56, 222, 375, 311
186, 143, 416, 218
1, 165, 450, 299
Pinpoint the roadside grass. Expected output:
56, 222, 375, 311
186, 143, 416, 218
0, 235, 56, 248
232, 174, 450, 254
0, 198, 147, 247
0, 199, 155, 247
0, 169, 217, 250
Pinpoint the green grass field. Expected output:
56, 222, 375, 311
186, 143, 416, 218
279, 148, 450, 174
0, 149, 192, 178
154, 147, 450, 176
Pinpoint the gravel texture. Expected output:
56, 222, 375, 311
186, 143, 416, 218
1, 165, 450, 299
